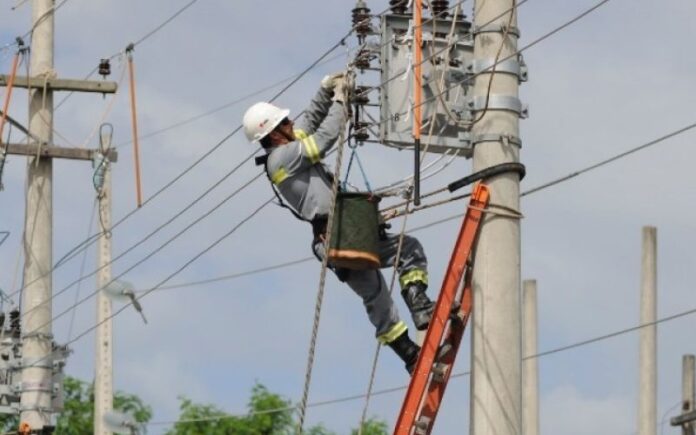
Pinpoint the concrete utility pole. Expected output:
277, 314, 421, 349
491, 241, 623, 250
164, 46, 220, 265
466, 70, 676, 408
21, 0, 56, 428
638, 226, 657, 435
522, 280, 539, 435
671, 355, 696, 434
469, 0, 523, 434
94, 133, 113, 435
0, 3, 119, 430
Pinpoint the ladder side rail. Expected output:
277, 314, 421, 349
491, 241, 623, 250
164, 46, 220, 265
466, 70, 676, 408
393, 183, 490, 435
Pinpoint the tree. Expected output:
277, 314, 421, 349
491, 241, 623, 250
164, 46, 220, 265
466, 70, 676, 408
0, 376, 152, 434
352, 417, 389, 435
166, 383, 389, 435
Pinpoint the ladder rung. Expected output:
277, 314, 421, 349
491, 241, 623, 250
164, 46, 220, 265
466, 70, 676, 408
432, 362, 450, 383
414, 416, 431, 435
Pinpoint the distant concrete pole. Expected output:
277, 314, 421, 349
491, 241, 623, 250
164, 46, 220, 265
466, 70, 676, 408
682, 355, 695, 435
638, 226, 657, 435
20, 0, 54, 429
469, 0, 522, 433
94, 140, 113, 435
522, 280, 539, 435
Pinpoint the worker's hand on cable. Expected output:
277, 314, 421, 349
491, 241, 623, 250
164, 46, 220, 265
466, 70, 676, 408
332, 77, 349, 103
321, 72, 346, 90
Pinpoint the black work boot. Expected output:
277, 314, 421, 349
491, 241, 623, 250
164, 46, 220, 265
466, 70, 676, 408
401, 282, 435, 330
387, 330, 420, 374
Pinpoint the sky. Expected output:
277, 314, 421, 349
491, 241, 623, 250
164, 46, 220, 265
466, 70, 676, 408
1, 0, 696, 434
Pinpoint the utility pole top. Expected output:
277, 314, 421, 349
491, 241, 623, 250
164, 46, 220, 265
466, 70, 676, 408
0, 74, 117, 94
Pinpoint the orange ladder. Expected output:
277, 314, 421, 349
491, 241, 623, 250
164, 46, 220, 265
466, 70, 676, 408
393, 182, 490, 435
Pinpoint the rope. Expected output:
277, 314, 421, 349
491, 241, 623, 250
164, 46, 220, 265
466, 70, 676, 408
357, 199, 412, 434
296, 79, 352, 434
0, 45, 22, 149
126, 45, 144, 208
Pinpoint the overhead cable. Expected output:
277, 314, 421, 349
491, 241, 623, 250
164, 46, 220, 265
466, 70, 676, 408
28, 197, 274, 370
148, 300, 696, 426
20, 172, 264, 331
7, 29, 354, 302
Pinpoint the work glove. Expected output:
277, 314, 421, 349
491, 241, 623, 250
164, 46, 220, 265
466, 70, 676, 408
321, 72, 345, 90
332, 77, 348, 103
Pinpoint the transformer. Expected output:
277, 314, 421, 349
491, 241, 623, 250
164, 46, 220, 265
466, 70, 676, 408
379, 14, 474, 155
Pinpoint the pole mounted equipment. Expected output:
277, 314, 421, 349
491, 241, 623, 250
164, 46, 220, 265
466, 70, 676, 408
352, 0, 373, 44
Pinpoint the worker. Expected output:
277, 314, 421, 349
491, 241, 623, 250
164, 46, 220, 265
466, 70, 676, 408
242, 73, 435, 373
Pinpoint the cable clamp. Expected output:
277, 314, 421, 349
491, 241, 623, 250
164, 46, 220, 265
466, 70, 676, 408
472, 23, 521, 38
18, 405, 54, 413
21, 332, 53, 341
466, 56, 528, 82
471, 133, 522, 148
17, 381, 53, 394
466, 95, 529, 118
17, 358, 53, 369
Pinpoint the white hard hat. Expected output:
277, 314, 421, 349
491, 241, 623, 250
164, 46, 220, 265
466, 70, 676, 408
242, 102, 291, 143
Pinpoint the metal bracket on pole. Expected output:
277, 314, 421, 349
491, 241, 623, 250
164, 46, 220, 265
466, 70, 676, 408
21, 332, 53, 341
17, 359, 53, 370
472, 23, 521, 37
473, 133, 523, 147
466, 95, 529, 118
17, 381, 53, 394
466, 56, 528, 82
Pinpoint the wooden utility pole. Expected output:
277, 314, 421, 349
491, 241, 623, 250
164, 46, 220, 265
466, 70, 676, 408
522, 280, 539, 435
672, 355, 696, 435
94, 128, 113, 435
0, 3, 118, 430
469, 0, 524, 433
638, 226, 657, 435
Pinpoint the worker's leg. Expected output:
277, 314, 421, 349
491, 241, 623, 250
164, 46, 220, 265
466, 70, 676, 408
313, 239, 420, 372
378, 233, 434, 330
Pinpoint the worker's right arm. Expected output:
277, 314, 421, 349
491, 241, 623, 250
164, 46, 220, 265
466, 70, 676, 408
267, 101, 346, 183
298, 86, 334, 134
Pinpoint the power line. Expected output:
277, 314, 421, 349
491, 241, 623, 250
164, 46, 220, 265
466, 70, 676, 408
7, 28, 354, 302
131, 0, 201, 48
113, 52, 349, 149
34, 197, 275, 370
146, 300, 696, 426
54, 0, 203, 110
22, 172, 264, 334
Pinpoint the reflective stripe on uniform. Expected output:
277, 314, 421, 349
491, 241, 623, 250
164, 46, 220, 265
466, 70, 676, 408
377, 320, 408, 344
399, 269, 428, 288
271, 167, 289, 185
294, 128, 321, 164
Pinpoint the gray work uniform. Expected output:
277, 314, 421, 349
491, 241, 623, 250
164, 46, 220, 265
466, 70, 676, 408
264, 87, 429, 344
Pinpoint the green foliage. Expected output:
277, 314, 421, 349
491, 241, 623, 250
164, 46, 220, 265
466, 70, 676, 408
0, 376, 151, 434
166, 383, 296, 435
351, 417, 389, 435
166, 382, 388, 435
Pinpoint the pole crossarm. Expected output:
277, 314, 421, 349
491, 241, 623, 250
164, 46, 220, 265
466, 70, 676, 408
3, 143, 118, 162
671, 410, 696, 426
0, 75, 117, 94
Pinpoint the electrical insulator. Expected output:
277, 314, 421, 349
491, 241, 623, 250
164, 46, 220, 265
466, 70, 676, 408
431, 0, 450, 18
9, 309, 19, 337
354, 124, 370, 143
0, 152, 6, 192
92, 152, 108, 192
98, 59, 111, 78
390, 0, 408, 15
354, 50, 372, 71
352, 0, 372, 44
353, 86, 371, 106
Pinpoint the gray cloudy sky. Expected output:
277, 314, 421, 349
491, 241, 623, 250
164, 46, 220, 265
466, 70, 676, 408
1, 0, 695, 434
